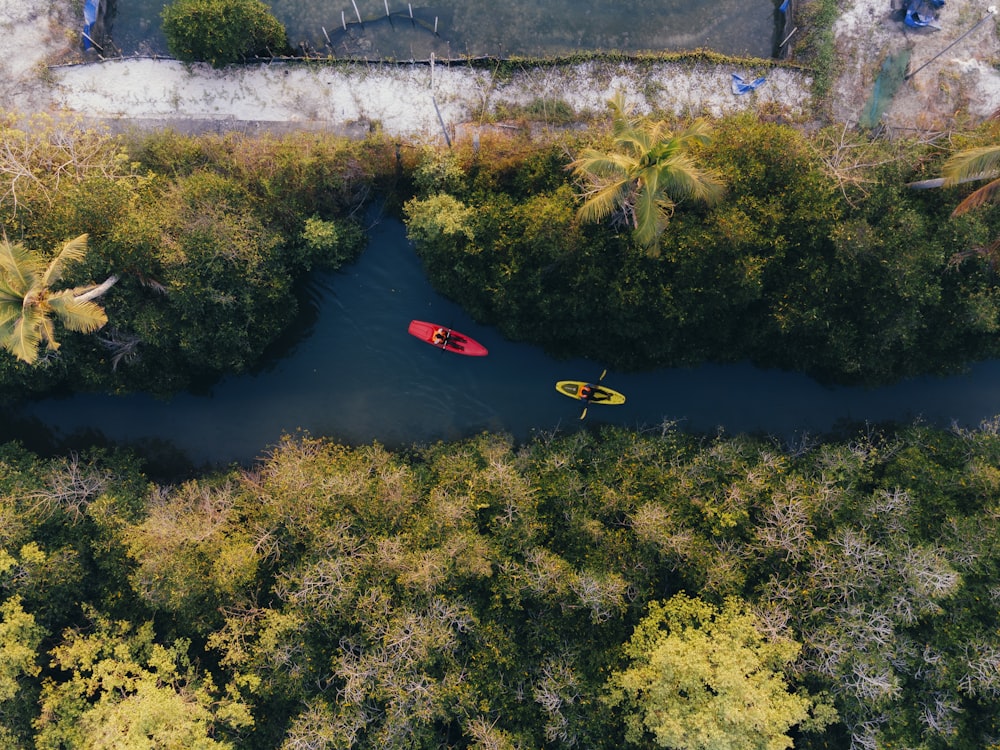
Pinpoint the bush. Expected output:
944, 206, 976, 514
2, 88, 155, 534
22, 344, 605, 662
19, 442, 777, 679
162, 0, 289, 68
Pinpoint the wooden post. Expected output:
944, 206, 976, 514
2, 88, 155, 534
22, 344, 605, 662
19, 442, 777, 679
434, 16, 438, 35
322, 26, 331, 44
352, 0, 363, 25
432, 95, 452, 147
384, 0, 390, 16
342, 10, 347, 30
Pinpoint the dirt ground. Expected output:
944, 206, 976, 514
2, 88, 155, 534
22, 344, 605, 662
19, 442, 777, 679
0, 0, 997, 138
831, 0, 1000, 131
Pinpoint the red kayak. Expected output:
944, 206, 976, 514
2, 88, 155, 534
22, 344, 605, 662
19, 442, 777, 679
408, 320, 488, 356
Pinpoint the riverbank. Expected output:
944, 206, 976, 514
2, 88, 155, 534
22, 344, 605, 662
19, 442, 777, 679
1, 0, 998, 140
47, 56, 815, 139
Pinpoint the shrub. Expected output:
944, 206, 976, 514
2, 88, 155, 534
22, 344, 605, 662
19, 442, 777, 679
162, 0, 289, 68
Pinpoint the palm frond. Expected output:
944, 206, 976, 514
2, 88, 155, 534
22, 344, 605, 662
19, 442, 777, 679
673, 118, 715, 149
573, 93, 720, 254
2, 312, 43, 364
569, 150, 636, 180
633, 171, 671, 250
0, 277, 24, 303
42, 234, 90, 288
38, 316, 58, 350
576, 180, 634, 224
0, 298, 21, 328
608, 92, 641, 135
657, 155, 726, 205
46, 291, 109, 333
942, 145, 1000, 186
951, 177, 1000, 217
0, 239, 43, 295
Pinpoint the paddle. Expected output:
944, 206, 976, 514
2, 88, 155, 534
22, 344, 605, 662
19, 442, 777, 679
579, 368, 607, 420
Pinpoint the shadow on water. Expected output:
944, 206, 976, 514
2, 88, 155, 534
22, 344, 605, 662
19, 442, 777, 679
3, 216, 1000, 470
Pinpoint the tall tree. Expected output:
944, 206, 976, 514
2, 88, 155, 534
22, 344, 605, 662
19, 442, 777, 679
568, 93, 724, 255
606, 594, 834, 750
0, 234, 117, 364
34, 609, 252, 749
943, 132, 1000, 262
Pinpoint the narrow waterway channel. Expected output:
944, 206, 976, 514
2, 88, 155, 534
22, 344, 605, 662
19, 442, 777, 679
4, 216, 1000, 468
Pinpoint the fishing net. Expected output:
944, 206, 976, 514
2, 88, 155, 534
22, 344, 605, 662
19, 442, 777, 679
858, 49, 912, 129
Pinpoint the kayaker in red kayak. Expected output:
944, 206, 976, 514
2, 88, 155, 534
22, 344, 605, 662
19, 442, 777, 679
432, 327, 450, 346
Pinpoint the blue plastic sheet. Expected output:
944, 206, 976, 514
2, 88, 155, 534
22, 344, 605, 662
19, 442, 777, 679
83, 0, 99, 49
731, 73, 767, 95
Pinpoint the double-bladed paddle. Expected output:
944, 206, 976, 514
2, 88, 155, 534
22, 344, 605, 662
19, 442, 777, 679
580, 368, 608, 420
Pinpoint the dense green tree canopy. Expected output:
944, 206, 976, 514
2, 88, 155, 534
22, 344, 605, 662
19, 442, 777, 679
607, 594, 831, 750
162, 0, 289, 68
0, 121, 372, 397
34, 610, 252, 749
406, 116, 1000, 384
4, 420, 1000, 748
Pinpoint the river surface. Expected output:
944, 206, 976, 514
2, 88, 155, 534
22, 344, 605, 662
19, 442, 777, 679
107, 0, 780, 59
4, 215, 1000, 468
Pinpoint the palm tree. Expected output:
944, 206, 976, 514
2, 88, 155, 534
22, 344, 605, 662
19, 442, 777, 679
942, 143, 1000, 217
940, 131, 1000, 266
0, 234, 118, 364
568, 92, 725, 255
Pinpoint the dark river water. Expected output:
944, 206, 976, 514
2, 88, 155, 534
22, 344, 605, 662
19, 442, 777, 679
106, 0, 781, 59
4, 216, 1000, 468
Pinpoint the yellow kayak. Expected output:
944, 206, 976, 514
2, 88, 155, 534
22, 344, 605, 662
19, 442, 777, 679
555, 380, 626, 405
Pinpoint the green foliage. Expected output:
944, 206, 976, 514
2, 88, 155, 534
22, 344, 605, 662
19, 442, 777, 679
124, 479, 259, 633
0, 123, 374, 398
794, 0, 841, 105
0, 595, 44, 703
34, 609, 252, 749
406, 114, 1000, 384
607, 594, 826, 750
411, 146, 468, 198
4, 420, 1000, 747
568, 93, 725, 254
0, 235, 112, 365
162, 0, 289, 68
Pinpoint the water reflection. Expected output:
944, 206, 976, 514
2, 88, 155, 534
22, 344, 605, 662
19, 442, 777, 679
3, 217, 1000, 467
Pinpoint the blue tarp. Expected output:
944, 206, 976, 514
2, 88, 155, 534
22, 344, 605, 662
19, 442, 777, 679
83, 0, 99, 49
731, 73, 767, 95
903, 0, 944, 29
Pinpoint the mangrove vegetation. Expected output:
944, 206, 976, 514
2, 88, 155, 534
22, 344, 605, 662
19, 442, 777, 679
1, 97, 1000, 749
2, 421, 1000, 748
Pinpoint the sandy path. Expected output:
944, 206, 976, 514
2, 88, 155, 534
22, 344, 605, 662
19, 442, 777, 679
47, 58, 813, 139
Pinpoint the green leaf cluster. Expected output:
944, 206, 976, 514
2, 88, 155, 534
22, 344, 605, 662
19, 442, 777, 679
3, 419, 1000, 748
607, 594, 826, 750
162, 0, 290, 68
